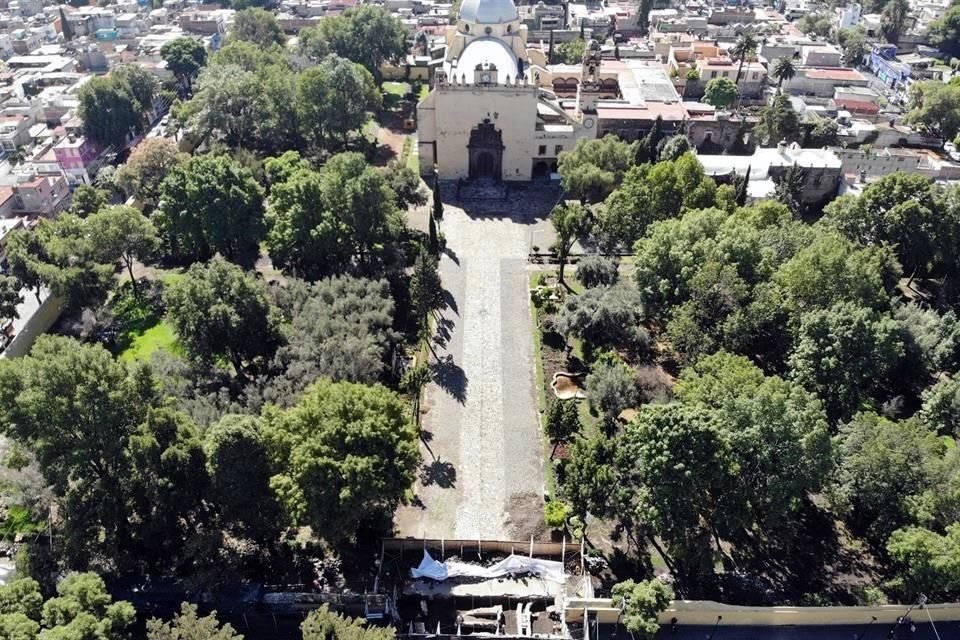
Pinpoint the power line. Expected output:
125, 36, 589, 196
921, 594, 942, 640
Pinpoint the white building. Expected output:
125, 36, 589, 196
417, 0, 595, 180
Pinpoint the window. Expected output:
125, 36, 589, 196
538, 145, 546, 155
752, 72, 758, 80
710, 70, 717, 78
554, 144, 563, 155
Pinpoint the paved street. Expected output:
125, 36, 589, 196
395, 183, 558, 540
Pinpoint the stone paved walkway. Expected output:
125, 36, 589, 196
395, 184, 559, 540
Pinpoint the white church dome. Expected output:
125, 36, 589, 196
458, 0, 518, 24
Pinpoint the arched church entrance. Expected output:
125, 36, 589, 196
531, 160, 550, 180
467, 119, 504, 180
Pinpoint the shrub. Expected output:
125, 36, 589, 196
544, 500, 569, 528
576, 256, 620, 289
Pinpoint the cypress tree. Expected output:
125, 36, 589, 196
429, 213, 439, 255
432, 173, 444, 220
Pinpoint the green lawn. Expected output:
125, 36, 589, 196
362, 118, 379, 143
383, 81, 409, 96
119, 319, 180, 363
402, 135, 419, 173
417, 83, 429, 101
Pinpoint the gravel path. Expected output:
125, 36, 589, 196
395, 188, 555, 540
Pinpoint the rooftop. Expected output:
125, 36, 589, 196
803, 68, 867, 81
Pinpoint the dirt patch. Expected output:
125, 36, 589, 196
551, 372, 586, 399
504, 491, 548, 541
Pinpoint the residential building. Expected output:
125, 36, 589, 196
53, 133, 102, 186
697, 142, 843, 204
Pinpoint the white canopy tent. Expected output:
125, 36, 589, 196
410, 550, 566, 584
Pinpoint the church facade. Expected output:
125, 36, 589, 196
416, 0, 599, 181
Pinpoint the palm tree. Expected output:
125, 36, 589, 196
731, 33, 759, 87
772, 56, 797, 92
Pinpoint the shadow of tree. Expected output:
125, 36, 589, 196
728, 499, 879, 605
430, 354, 468, 404
433, 317, 455, 350
420, 459, 457, 488
442, 288, 459, 315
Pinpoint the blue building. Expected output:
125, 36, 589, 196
869, 44, 910, 87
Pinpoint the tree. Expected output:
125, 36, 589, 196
147, 603, 242, 640
271, 276, 396, 393
0, 337, 152, 564
887, 524, 960, 600
112, 64, 158, 119
4, 230, 44, 302
772, 56, 797, 91
432, 173, 443, 220
87, 205, 160, 294
157, 154, 265, 265
556, 38, 586, 64
384, 161, 427, 209
178, 42, 299, 153
832, 413, 943, 545
411, 250, 444, 338
837, 27, 868, 66
557, 284, 648, 351
164, 257, 281, 377
881, 0, 910, 44
231, 8, 286, 47
920, 377, 960, 435
263, 379, 419, 542
658, 134, 691, 162
610, 579, 674, 636
905, 81, 960, 142
611, 404, 739, 580
804, 116, 839, 147
703, 77, 738, 109
774, 164, 806, 217
69, 184, 108, 218
598, 154, 717, 251
895, 304, 960, 377
789, 303, 905, 423
930, 5, 960, 59
0, 275, 22, 321
297, 55, 381, 150
753, 93, 801, 144
545, 399, 581, 455
301, 605, 395, 640
585, 355, 639, 429
550, 202, 589, 284
265, 153, 402, 279
115, 138, 188, 210
772, 230, 899, 314
558, 136, 635, 203
204, 415, 280, 540
0, 573, 136, 640
821, 173, 942, 278
798, 13, 833, 36
5, 215, 117, 311
77, 75, 142, 148
78, 65, 159, 147
125, 407, 210, 574
730, 33, 758, 89
676, 352, 832, 529
161, 37, 207, 92
298, 5, 407, 84
575, 255, 619, 288
666, 261, 750, 363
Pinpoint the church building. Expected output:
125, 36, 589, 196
416, 0, 600, 181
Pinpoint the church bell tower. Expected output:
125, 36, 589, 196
576, 39, 602, 117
